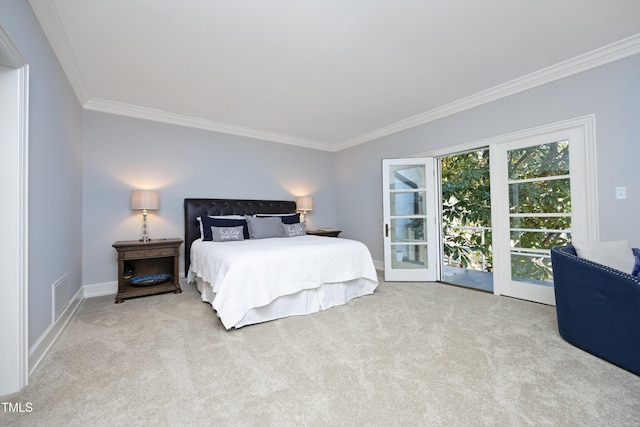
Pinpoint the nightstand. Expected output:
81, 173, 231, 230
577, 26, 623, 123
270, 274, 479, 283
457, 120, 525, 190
307, 229, 342, 237
112, 238, 183, 303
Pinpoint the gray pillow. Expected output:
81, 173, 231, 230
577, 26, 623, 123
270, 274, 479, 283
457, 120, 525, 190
282, 222, 306, 237
244, 215, 284, 239
211, 225, 244, 242
573, 240, 635, 273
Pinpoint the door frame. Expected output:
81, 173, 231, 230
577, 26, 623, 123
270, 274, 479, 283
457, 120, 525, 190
408, 115, 598, 300
0, 25, 29, 395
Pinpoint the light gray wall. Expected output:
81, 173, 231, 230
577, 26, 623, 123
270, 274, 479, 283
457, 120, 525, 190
0, 2, 83, 347
335, 53, 640, 263
82, 111, 336, 285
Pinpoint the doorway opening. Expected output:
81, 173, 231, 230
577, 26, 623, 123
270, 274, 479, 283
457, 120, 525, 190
0, 26, 29, 396
440, 148, 493, 292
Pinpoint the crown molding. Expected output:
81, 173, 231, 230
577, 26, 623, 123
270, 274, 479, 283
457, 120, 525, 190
28, 0, 91, 105
0, 25, 26, 67
336, 33, 640, 151
84, 98, 335, 151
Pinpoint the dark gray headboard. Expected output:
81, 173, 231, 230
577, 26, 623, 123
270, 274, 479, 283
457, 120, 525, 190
183, 198, 297, 276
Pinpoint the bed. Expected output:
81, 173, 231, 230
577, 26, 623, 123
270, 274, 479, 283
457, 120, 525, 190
184, 198, 379, 329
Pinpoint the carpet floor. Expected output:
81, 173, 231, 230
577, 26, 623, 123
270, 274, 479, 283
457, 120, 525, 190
2, 275, 639, 426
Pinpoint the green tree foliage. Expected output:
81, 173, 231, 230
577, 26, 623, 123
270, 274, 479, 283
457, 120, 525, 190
507, 141, 571, 282
441, 142, 572, 283
441, 149, 492, 270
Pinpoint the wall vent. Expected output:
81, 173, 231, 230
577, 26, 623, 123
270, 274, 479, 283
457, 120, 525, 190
52, 274, 70, 322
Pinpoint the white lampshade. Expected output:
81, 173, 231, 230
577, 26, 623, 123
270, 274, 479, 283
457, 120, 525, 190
131, 190, 160, 210
296, 196, 313, 212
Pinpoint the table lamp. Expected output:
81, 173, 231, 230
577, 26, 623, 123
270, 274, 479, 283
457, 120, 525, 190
131, 190, 159, 242
296, 196, 313, 225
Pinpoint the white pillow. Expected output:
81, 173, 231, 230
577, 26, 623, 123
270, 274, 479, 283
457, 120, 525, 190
573, 240, 635, 273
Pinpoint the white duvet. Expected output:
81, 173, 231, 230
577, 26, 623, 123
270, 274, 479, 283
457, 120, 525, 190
188, 235, 378, 328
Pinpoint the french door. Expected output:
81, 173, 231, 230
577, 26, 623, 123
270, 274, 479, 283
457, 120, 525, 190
491, 123, 596, 305
382, 158, 438, 281
383, 116, 597, 305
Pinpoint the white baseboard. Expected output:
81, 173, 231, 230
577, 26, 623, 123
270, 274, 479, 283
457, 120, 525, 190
28, 285, 83, 376
82, 275, 187, 298
373, 259, 383, 271
83, 280, 117, 298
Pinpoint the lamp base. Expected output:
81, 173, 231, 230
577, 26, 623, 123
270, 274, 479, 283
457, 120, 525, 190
140, 211, 150, 242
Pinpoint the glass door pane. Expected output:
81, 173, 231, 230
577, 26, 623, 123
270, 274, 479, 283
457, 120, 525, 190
507, 140, 571, 286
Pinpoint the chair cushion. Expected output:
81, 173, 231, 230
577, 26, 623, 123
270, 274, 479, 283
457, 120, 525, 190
573, 240, 635, 274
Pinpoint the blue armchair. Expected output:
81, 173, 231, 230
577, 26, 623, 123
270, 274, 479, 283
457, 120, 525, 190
551, 245, 640, 376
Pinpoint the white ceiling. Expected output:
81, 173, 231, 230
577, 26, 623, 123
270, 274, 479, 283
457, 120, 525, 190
29, 0, 640, 151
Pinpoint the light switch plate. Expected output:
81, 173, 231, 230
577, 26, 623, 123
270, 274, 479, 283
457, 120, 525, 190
615, 186, 627, 200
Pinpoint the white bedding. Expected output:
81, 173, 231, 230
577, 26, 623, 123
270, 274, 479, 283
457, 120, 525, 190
188, 235, 378, 329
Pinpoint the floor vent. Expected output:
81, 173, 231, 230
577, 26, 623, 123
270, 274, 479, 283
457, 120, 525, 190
52, 274, 70, 322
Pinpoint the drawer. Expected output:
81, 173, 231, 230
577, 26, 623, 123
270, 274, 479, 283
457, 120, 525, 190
121, 247, 175, 259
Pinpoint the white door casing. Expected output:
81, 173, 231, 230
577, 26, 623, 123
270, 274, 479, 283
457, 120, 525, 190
0, 26, 29, 396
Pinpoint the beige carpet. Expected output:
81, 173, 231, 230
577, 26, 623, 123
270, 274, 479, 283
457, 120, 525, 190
2, 275, 639, 426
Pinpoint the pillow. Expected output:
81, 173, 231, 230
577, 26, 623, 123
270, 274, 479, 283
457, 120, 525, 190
244, 215, 284, 239
197, 215, 245, 238
211, 225, 244, 242
256, 213, 300, 224
210, 215, 245, 220
573, 240, 635, 273
199, 216, 250, 240
282, 222, 306, 237
632, 248, 640, 277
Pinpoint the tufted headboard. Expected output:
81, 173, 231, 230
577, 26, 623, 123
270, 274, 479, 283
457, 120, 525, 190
183, 198, 297, 276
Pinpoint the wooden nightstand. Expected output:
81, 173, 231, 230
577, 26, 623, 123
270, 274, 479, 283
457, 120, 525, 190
307, 229, 342, 237
112, 238, 183, 303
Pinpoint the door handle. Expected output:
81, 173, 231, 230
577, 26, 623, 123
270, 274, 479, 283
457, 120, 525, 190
385, 223, 389, 237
